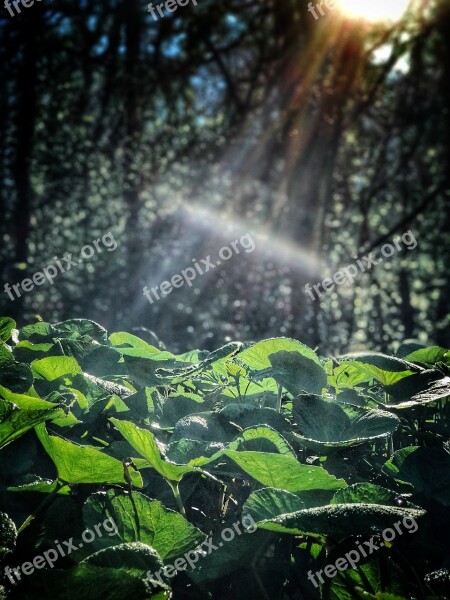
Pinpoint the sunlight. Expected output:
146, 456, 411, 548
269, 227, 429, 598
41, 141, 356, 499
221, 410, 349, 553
181, 202, 324, 278
336, 0, 410, 22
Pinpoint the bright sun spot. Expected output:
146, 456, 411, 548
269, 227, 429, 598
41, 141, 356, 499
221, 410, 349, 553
336, 0, 410, 23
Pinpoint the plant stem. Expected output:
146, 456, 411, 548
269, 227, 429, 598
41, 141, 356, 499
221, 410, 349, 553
18, 480, 64, 534
168, 480, 186, 517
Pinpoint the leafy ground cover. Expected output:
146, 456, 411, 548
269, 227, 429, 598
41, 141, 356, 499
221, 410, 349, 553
0, 317, 449, 599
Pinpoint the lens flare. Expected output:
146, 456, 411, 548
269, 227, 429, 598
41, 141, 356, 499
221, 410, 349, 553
336, 0, 410, 22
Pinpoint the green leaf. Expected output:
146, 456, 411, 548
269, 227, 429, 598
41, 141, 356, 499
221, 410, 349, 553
159, 393, 205, 427
409, 376, 450, 405
170, 424, 296, 467
219, 404, 290, 433
338, 353, 418, 386
13, 340, 54, 363
383, 371, 443, 406
83, 490, 206, 560
109, 331, 161, 355
404, 346, 448, 366
0, 400, 62, 449
383, 446, 450, 506
331, 483, 419, 508
322, 558, 410, 599
292, 395, 399, 451
233, 339, 327, 394
32, 356, 83, 381
0, 317, 15, 342
15, 558, 168, 600
224, 450, 346, 492
53, 319, 107, 343
0, 341, 13, 365
19, 321, 55, 342
385, 375, 450, 409
396, 340, 425, 357
110, 418, 196, 482
266, 350, 327, 395
166, 439, 224, 464
249, 502, 425, 538
0, 359, 33, 393
35, 424, 143, 486
0, 385, 61, 410
82, 541, 163, 571
227, 426, 295, 456
171, 412, 236, 444
235, 338, 322, 370
155, 342, 242, 384
244, 487, 307, 522
188, 526, 272, 586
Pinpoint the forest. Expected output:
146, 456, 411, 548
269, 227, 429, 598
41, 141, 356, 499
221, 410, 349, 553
0, 0, 449, 598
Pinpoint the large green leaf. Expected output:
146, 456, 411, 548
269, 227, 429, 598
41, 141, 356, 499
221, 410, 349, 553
385, 375, 450, 409
82, 541, 163, 571
235, 338, 322, 370
224, 450, 346, 492
83, 491, 205, 560
383, 371, 443, 406
159, 393, 205, 427
331, 483, 419, 508
166, 439, 224, 465
226, 426, 295, 456
174, 424, 296, 467
35, 424, 143, 487
219, 404, 290, 433
244, 487, 308, 522
233, 338, 327, 394
266, 350, 327, 395
19, 321, 55, 342
337, 353, 418, 386
0, 359, 33, 393
14, 546, 168, 599
292, 395, 399, 451
31, 356, 82, 381
53, 319, 108, 343
248, 502, 425, 539
187, 526, 272, 586
110, 418, 196, 482
383, 446, 450, 506
109, 331, 163, 356
171, 412, 237, 444
404, 346, 448, 366
155, 342, 243, 385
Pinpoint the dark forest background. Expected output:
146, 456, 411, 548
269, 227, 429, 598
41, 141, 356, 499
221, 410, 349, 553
0, 0, 449, 353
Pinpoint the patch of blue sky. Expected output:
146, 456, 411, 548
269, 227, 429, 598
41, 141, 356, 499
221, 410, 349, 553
161, 33, 187, 58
